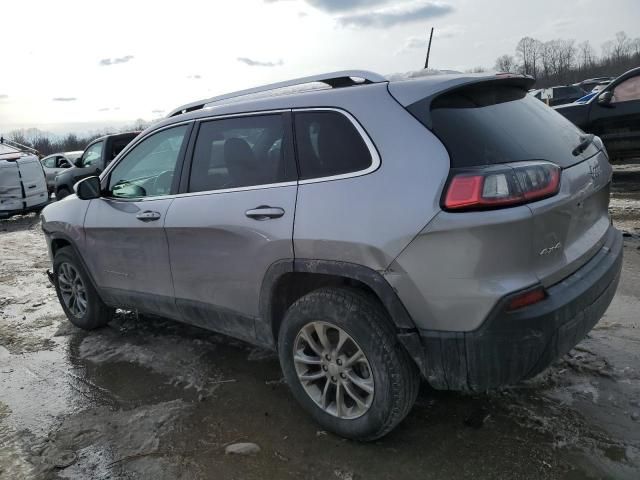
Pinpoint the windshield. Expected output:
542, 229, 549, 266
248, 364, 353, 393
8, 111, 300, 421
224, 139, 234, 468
427, 84, 599, 168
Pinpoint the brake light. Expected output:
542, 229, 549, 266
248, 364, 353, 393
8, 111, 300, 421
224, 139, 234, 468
507, 287, 546, 311
444, 162, 560, 211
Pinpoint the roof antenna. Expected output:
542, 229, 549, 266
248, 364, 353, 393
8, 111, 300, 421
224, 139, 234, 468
424, 27, 434, 69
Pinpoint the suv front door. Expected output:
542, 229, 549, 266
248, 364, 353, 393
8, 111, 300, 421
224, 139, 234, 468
83, 124, 191, 318
164, 113, 297, 343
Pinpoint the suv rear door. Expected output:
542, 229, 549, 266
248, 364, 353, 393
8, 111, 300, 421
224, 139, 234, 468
83, 124, 191, 318
164, 112, 297, 343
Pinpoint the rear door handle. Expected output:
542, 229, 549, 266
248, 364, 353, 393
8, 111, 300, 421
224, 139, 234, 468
245, 206, 285, 220
136, 210, 161, 222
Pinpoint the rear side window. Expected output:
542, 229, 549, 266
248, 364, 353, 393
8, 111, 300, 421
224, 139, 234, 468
294, 111, 372, 180
423, 84, 598, 168
189, 114, 295, 193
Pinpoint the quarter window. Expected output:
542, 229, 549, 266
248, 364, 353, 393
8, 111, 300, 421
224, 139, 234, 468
294, 111, 372, 180
107, 125, 188, 198
188, 114, 295, 193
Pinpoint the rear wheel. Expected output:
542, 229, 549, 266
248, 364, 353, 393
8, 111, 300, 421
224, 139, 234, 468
53, 246, 113, 330
56, 187, 70, 200
278, 287, 419, 441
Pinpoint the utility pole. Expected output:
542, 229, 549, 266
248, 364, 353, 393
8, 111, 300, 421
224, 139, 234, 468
424, 27, 434, 69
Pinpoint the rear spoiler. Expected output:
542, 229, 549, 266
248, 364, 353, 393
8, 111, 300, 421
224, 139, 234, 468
390, 74, 535, 129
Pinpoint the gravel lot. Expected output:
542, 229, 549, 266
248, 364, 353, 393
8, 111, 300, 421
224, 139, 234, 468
1, 173, 639, 479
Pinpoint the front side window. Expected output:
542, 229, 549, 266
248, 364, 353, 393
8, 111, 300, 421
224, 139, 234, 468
82, 142, 103, 167
294, 111, 372, 180
107, 125, 188, 198
612, 76, 640, 103
188, 114, 295, 193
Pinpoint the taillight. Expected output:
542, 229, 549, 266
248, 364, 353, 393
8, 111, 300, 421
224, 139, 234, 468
444, 162, 561, 211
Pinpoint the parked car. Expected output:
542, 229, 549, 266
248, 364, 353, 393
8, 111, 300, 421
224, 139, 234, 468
54, 132, 139, 199
41, 151, 82, 193
577, 77, 614, 93
533, 85, 587, 106
0, 141, 48, 219
555, 66, 640, 160
42, 70, 622, 440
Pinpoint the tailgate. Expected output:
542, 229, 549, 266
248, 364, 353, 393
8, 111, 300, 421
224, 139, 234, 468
528, 149, 612, 286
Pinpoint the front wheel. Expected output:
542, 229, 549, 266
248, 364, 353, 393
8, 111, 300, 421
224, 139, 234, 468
278, 287, 419, 441
56, 187, 70, 200
53, 246, 113, 330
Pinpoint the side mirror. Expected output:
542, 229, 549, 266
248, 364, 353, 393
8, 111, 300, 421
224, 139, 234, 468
75, 176, 101, 200
598, 91, 613, 106
73, 157, 83, 168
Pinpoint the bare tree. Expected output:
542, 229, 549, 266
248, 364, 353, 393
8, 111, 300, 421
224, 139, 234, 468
495, 54, 517, 73
611, 31, 632, 62
515, 37, 541, 77
578, 40, 596, 69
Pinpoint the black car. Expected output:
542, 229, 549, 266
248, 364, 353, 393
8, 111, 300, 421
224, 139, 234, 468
55, 132, 139, 199
555, 67, 640, 160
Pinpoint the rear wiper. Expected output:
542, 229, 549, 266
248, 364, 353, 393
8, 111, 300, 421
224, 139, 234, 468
572, 134, 595, 156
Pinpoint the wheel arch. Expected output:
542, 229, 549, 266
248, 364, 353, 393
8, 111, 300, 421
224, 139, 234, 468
48, 232, 104, 302
258, 259, 427, 377
258, 259, 418, 338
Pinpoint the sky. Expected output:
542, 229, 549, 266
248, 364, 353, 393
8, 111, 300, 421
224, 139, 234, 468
1, 0, 639, 135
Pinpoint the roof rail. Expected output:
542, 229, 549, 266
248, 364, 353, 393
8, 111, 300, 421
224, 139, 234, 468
167, 70, 386, 117
0, 136, 40, 156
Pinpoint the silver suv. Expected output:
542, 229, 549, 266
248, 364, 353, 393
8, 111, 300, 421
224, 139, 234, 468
42, 70, 623, 440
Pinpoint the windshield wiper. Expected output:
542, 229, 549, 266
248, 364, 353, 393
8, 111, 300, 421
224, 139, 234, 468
572, 134, 595, 156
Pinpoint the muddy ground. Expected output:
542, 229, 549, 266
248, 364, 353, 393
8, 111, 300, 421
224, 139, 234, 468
1, 173, 640, 480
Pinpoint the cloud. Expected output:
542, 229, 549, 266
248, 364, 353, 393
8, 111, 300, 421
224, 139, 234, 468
98, 107, 110, 111
152, 109, 165, 114
338, 2, 453, 28
0, 94, 7, 99
187, 74, 202, 79
237, 57, 284, 67
52, 97, 77, 102
265, 0, 388, 12
397, 25, 463, 54
99, 55, 134, 66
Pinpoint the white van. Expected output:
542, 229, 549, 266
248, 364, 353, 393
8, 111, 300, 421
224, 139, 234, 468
0, 149, 49, 219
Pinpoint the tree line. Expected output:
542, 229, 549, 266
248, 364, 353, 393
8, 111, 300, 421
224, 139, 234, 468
2, 119, 150, 157
495, 31, 640, 88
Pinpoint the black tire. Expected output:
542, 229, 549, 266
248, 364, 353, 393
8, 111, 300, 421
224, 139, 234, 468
56, 187, 70, 200
278, 287, 420, 441
53, 246, 113, 330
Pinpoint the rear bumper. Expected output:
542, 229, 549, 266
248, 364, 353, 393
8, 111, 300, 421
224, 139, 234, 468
418, 225, 623, 391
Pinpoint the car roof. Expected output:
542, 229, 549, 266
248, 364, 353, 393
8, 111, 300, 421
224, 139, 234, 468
89, 131, 140, 145
161, 70, 533, 129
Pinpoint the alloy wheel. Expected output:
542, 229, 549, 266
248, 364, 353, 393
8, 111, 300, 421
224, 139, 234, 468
57, 262, 88, 317
293, 321, 374, 419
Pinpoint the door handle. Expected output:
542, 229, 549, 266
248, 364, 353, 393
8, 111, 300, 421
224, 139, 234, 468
136, 210, 161, 222
245, 206, 285, 220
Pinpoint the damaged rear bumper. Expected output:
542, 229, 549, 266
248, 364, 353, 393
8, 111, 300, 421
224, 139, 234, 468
417, 225, 623, 392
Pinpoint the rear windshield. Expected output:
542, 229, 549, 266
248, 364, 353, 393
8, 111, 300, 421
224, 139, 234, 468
423, 84, 598, 168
